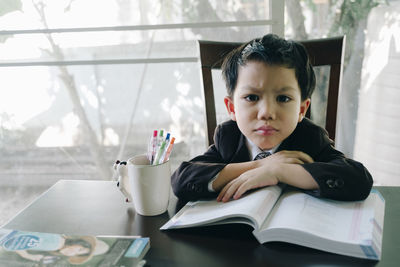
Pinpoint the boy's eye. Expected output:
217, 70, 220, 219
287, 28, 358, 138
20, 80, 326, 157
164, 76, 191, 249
276, 95, 291, 103
244, 95, 259, 102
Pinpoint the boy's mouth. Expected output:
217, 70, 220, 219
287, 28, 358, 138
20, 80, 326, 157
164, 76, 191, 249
255, 125, 277, 136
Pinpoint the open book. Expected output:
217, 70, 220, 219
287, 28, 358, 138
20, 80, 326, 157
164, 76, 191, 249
0, 229, 149, 266
161, 186, 385, 260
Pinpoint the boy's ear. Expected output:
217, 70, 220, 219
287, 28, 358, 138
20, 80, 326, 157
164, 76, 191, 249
298, 98, 311, 122
224, 96, 236, 121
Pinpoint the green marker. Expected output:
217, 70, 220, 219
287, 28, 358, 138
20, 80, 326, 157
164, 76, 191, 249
154, 139, 167, 165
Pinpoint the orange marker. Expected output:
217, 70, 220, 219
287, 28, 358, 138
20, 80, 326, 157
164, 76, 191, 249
161, 137, 175, 163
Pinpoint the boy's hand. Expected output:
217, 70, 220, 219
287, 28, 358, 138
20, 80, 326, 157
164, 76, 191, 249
217, 151, 313, 202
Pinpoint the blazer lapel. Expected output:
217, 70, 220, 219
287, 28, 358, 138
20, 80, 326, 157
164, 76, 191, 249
231, 132, 250, 163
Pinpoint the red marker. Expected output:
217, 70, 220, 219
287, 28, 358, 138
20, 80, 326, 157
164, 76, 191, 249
148, 130, 158, 164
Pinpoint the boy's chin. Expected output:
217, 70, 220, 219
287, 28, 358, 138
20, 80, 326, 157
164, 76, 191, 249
251, 138, 278, 151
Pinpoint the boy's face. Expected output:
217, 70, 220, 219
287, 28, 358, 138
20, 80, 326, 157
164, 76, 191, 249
224, 61, 310, 150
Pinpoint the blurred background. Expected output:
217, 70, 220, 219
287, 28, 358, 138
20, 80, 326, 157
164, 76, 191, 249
1, 0, 399, 226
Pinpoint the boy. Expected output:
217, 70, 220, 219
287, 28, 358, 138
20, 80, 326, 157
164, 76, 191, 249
172, 34, 372, 202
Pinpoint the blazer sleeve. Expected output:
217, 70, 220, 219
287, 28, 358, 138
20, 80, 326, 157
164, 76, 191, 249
293, 120, 373, 201
171, 124, 228, 200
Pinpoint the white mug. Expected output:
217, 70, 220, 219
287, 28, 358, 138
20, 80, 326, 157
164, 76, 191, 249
113, 154, 171, 216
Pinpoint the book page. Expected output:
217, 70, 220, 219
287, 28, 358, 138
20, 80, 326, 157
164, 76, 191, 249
258, 190, 384, 244
161, 185, 282, 230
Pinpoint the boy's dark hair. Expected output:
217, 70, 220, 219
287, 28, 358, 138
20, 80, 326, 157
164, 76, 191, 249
221, 34, 316, 100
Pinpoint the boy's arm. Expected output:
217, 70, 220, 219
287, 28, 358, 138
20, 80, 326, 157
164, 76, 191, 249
211, 160, 258, 191
282, 119, 373, 201
301, 156, 373, 201
216, 151, 317, 202
171, 146, 226, 200
171, 121, 243, 200
212, 150, 315, 191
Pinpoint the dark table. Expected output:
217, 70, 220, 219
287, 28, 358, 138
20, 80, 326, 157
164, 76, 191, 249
3, 180, 399, 266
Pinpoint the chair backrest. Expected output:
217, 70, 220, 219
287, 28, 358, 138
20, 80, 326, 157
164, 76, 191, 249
198, 36, 345, 146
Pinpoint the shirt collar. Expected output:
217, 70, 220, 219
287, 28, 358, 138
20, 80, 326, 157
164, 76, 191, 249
245, 137, 280, 160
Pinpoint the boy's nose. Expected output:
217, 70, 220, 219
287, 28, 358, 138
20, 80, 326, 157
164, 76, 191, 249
257, 101, 276, 120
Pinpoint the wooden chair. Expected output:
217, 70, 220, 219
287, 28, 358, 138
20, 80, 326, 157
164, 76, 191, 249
198, 36, 345, 146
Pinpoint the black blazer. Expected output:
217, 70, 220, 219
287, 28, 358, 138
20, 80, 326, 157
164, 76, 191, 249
171, 119, 373, 201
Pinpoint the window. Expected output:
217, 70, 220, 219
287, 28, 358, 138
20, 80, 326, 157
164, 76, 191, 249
0, 0, 283, 225
284, 0, 400, 186
353, 1, 400, 186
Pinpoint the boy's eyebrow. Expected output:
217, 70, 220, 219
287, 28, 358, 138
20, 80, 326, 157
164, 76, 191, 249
241, 86, 257, 90
275, 86, 298, 94
238, 85, 299, 94
239, 85, 263, 91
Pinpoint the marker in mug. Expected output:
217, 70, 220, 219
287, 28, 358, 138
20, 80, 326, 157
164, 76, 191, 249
164, 133, 171, 146
149, 130, 158, 165
153, 138, 167, 165
147, 137, 151, 162
159, 133, 170, 159
161, 137, 175, 163
159, 135, 171, 162
158, 129, 164, 149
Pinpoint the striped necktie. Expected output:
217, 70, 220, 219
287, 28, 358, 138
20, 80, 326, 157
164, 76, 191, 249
254, 151, 271, 160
